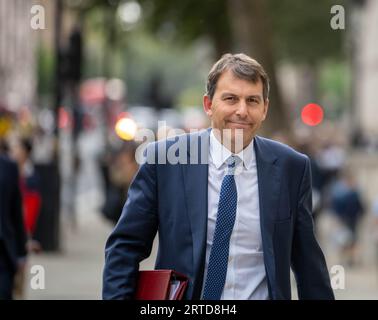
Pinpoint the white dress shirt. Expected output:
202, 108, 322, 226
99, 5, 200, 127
201, 131, 269, 300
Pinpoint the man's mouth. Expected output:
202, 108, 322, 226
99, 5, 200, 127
226, 120, 252, 128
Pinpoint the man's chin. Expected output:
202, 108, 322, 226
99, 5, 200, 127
226, 122, 252, 130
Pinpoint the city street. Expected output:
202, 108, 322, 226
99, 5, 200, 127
2, 0, 378, 303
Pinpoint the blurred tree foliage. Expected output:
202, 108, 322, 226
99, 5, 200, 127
63, 0, 212, 108
118, 29, 208, 107
37, 45, 55, 97
138, 0, 345, 136
139, 0, 232, 56
319, 62, 351, 120
59, 0, 346, 135
269, 0, 344, 63
139, 0, 343, 63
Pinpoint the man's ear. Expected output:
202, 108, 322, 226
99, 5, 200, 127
262, 98, 269, 121
203, 95, 213, 116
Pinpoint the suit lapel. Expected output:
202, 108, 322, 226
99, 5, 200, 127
181, 129, 210, 299
254, 136, 280, 299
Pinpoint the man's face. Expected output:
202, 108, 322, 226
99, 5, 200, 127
203, 69, 269, 151
10, 141, 27, 165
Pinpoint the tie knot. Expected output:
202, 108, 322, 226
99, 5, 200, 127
226, 155, 240, 174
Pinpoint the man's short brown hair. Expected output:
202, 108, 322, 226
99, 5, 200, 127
206, 53, 270, 102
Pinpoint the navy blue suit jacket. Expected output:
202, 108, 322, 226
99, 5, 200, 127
102, 129, 334, 300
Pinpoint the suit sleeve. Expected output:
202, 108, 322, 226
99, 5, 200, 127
291, 157, 335, 300
102, 155, 158, 300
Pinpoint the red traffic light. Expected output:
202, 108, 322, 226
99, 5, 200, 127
301, 103, 324, 126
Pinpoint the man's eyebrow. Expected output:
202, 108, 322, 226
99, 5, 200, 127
247, 94, 262, 100
220, 93, 263, 100
220, 92, 237, 98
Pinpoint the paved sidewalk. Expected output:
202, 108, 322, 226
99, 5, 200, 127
25, 211, 159, 300
25, 212, 113, 299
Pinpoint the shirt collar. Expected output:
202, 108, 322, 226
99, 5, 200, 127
209, 129, 255, 170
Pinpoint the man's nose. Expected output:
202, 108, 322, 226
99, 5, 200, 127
235, 100, 248, 118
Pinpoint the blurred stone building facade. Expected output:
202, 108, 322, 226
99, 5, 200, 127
356, 0, 378, 143
0, 0, 39, 112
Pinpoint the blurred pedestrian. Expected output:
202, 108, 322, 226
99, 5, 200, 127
316, 142, 345, 186
0, 138, 10, 155
11, 138, 42, 250
373, 197, 378, 229
330, 170, 365, 267
372, 197, 378, 272
10, 138, 42, 299
0, 155, 28, 299
101, 141, 139, 225
296, 140, 327, 229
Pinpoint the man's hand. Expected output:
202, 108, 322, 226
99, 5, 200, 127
27, 239, 42, 254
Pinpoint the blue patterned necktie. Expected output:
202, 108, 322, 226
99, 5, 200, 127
202, 155, 239, 300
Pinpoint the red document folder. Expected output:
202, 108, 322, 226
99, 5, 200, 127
135, 270, 188, 300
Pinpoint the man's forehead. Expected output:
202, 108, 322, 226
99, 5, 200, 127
216, 70, 264, 95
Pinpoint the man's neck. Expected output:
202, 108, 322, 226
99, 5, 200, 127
212, 129, 252, 154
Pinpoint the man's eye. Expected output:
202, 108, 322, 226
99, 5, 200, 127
226, 97, 236, 101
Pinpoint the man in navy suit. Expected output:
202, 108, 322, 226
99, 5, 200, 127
0, 154, 27, 299
103, 53, 334, 300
